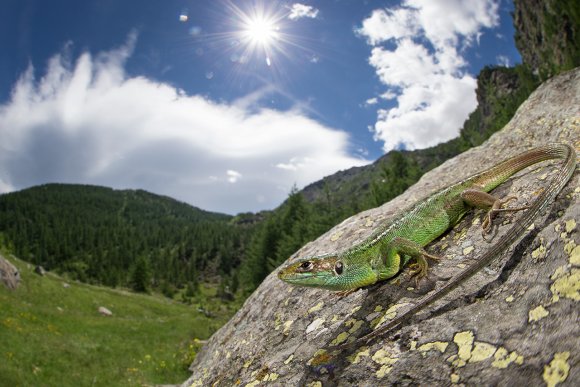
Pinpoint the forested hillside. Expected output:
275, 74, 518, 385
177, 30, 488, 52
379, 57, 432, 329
0, 184, 252, 295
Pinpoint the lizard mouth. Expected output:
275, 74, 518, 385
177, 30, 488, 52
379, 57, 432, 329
277, 265, 332, 287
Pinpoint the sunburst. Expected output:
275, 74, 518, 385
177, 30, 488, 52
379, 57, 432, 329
229, 2, 289, 67
243, 15, 279, 47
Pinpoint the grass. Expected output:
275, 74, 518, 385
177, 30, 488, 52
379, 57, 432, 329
0, 255, 240, 386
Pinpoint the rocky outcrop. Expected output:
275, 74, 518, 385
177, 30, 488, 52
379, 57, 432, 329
514, 0, 579, 79
182, 68, 580, 386
0, 254, 20, 290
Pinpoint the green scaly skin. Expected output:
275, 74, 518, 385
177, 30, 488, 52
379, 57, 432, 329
278, 144, 576, 326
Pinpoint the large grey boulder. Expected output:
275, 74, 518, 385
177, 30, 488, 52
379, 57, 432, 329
0, 254, 20, 290
183, 68, 579, 386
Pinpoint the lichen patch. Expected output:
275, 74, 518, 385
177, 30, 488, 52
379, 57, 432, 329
550, 268, 580, 302
372, 348, 399, 379
491, 347, 524, 369
528, 305, 549, 322
308, 301, 324, 314
348, 347, 370, 364
330, 332, 349, 346
565, 219, 576, 233
543, 352, 570, 387
454, 331, 474, 363
570, 245, 580, 266
417, 341, 449, 355
469, 342, 497, 362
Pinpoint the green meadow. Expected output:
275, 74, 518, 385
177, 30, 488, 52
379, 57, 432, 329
0, 256, 239, 386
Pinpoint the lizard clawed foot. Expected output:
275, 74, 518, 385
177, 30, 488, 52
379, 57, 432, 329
482, 196, 530, 235
408, 252, 441, 286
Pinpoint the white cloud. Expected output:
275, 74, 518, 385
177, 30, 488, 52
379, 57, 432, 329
496, 54, 510, 67
365, 97, 378, 106
227, 170, 242, 183
0, 38, 368, 214
357, 0, 500, 151
288, 3, 319, 20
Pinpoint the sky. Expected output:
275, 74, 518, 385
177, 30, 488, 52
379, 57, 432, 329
0, 0, 521, 214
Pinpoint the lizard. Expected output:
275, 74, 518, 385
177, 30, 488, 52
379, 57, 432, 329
277, 143, 576, 348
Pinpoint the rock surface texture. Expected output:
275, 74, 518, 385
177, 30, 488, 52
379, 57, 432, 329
0, 254, 20, 290
182, 68, 580, 386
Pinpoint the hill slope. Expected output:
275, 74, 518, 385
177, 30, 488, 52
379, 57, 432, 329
0, 254, 237, 386
0, 184, 251, 292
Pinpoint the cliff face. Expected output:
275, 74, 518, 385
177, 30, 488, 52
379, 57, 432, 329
514, 0, 580, 79
182, 68, 579, 387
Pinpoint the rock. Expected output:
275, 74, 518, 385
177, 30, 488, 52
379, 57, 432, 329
0, 254, 20, 290
98, 307, 113, 317
63, 283, 70, 288
182, 68, 580, 386
34, 265, 46, 276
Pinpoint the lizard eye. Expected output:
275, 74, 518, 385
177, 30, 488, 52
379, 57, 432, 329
298, 261, 314, 271
334, 261, 343, 275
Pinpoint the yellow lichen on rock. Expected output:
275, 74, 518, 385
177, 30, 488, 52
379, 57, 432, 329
454, 331, 474, 363
330, 332, 349, 346
570, 245, 580, 266
283, 320, 294, 334
469, 342, 497, 362
308, 302, 324, 314
565, 219, 576, 233
348, 347, 370, 364
463, 246, 474, 255
264, 373, 279, 382
330, 231, 343, 241
528, 305, 550, 322
417, 341, 449, 355
550, 268, 580, 302
346, 319, 363, 334
543, 352, 570, 387
372, 303, 410, 328
372, 348, 399, 379
532, 244, 547, 261
450, 373, 460, 383
491, 347, 524, 369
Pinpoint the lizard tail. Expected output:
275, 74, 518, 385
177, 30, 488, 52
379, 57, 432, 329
472, 143, 574, 192
333, 142, 576, 350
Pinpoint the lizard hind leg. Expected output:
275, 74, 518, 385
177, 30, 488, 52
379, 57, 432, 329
460, 189, 530, 235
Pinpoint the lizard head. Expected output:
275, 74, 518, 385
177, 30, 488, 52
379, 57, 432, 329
277, 255, 376, 291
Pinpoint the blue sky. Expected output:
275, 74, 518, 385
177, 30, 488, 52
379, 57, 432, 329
0, 0, 520, 214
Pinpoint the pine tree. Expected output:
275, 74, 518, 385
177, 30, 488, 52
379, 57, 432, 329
130, 256, 151, 293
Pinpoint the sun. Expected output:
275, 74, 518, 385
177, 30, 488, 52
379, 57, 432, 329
226, 1, 290, 66
243, 16, 279, 47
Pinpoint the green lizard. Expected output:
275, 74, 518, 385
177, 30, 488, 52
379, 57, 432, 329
278, 143, 576, 346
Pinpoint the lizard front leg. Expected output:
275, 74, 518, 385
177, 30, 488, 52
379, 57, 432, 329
381, 237, 441, 281
460, 189, 530, 234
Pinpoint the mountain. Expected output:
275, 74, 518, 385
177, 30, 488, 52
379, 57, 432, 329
0, 184, 251, 292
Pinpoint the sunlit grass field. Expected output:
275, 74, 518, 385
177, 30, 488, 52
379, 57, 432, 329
0, 255, 238, 386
